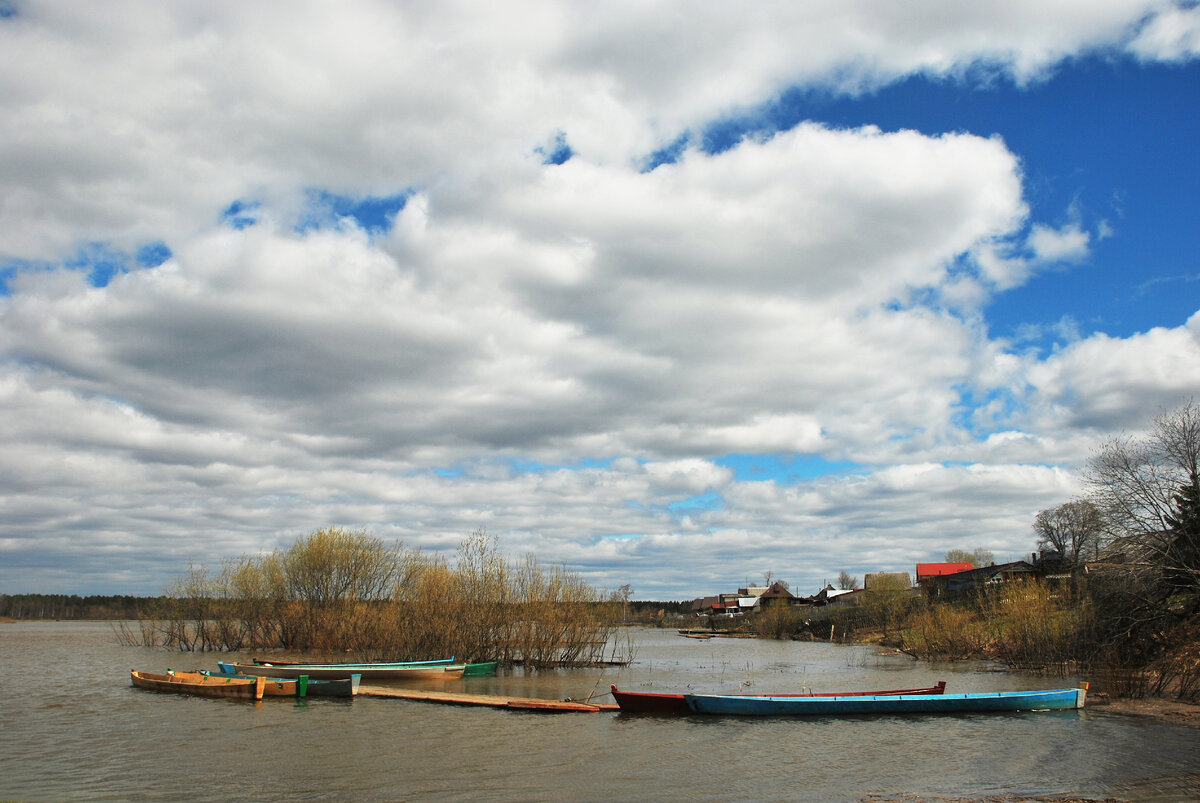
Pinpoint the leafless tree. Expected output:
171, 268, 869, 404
944, 548, 994, 568
1086, 397, 1200, 588
1032, 499, 1104, 568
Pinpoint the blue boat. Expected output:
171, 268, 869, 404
683, 686, 1087, 716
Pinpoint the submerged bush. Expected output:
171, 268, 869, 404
127, 528, 617, 668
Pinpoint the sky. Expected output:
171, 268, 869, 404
1, 1, 1198, 600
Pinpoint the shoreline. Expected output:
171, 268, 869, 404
1085, 694, 1200, 727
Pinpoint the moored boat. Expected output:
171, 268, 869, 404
462, 661, 499, 677
682, 686, 1087, 717
189, 669, 305, 697
231, 660, 465, 680
213, 663, 361, 697
251, 656, 454, 668
131, 669, 266, 701
610, 681, 947, 715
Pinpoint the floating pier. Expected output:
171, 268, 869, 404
358, 685, 619, 712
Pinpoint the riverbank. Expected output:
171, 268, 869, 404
1085, 694, 1200, 727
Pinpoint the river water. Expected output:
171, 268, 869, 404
2, 621, 1198, 802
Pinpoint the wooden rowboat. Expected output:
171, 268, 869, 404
682, 686, 1087, 717
231, 660, 465, 680
184, 669, 304, 697
212, 663, 361, 697
610, 681, 947, 715
251, 656, 455, 668
131, 669, 266, 701
252, 656, 495, 677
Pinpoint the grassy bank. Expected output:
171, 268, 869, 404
803, 581, 1200, 702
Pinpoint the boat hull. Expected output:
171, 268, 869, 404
131, 669, 265, 700
251, 657, 454, 668
214, 663, 360, 697
610, 682, 947, 715
683, 687, 1087, 716
231, 661, 464, 680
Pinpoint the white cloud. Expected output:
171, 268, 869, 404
1024, 312, 1200, 430
1129, 4, 1200, 60
0, 1, 1187, 262
0, 1, 1198, 597
1027, 222, 1090, 263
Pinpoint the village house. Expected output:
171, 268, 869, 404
755, 581, 796, 607
934, 560, 1038, 593
916, 562, 974, 585
688, 550, 1080, 619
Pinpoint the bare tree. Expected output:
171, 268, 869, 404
1032, 500, 1104, 568
944, 548, 994, 568
836, 570, 858, 590
1087, 398, 1200, 589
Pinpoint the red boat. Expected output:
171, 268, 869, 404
609, 681, 947, 714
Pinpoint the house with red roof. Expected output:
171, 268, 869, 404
915, 562, 973, 584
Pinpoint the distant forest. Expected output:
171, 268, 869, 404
1, 594, 165, 620
0, 593, 691, 622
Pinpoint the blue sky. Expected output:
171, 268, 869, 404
780, 60, 1198, 345
1, 2, 1198, 599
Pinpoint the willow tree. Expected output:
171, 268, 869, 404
453, 529, 509, 660
282, 527, 402, 650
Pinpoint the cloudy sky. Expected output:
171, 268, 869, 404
2, 1, 1199, 600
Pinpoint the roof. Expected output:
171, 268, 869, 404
944, 561, 1037, 584
916, 562, 974, 579
758, 581, 795, 599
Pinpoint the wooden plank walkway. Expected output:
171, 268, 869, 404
358, 685, 619, 713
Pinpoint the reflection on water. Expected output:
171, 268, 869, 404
2, 622, 1198, 802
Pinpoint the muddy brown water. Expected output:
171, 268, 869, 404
3, 621, 1198, 801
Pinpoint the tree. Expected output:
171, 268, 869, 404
1087, 398, 1200, 590
283, 527, 400, 606
1033, 499, 1104, 568
858, 572, 913, 636
945, 548, 994, 568
612, 583, 633, 622
1163, 471, 1200, 591
282, 527, 402, 649
837, 570, 858, 590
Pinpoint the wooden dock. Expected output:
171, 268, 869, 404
358, 685, 619, 713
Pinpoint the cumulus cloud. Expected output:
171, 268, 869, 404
0, 1, 1198, 596
1027, 222, 1091, 263
1129, 3, 1200, 60
1024, 312, 1200, 430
